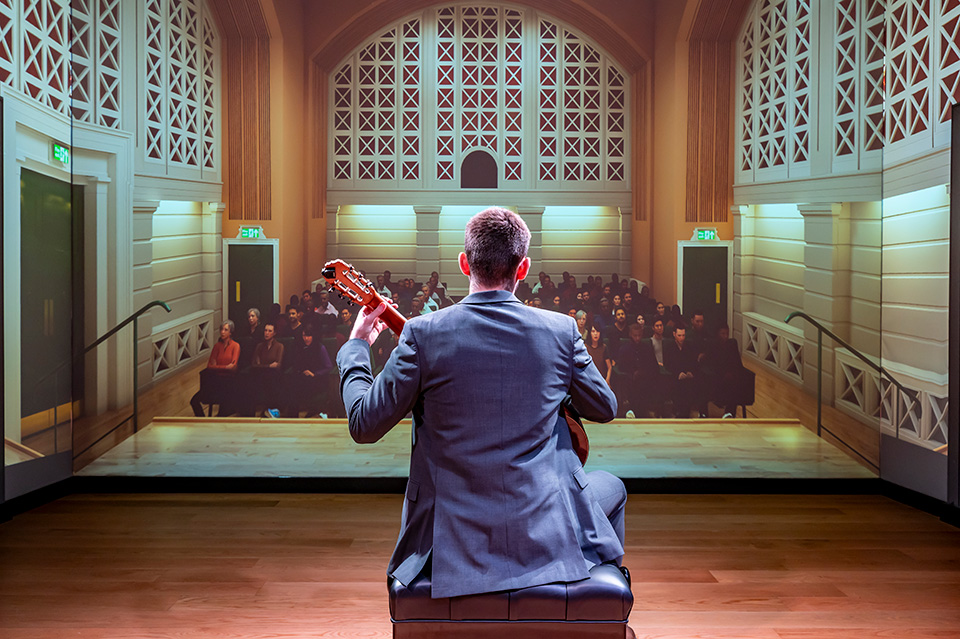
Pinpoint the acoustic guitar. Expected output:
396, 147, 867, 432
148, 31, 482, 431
321, 259, 591, 464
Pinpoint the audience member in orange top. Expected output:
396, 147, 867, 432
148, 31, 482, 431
190, 320, 240, 416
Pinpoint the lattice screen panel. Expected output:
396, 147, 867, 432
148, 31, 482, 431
935, 0, 960, 137
69, 0, 122, 128
0, 0, 14, 86
738, 12, 757, 177
330, 4, 629, 191
833, 0, 885, 171
333, 19, 422, 184
886, 0, 932, 147
789, 0, 811, 166
22, 0, 69, 115
143, 0, 219, 176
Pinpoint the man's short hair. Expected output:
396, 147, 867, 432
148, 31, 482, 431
263, 322, 276, 332
464, 207, 531, 288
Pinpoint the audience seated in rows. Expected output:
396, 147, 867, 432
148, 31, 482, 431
190, 269, 752, 420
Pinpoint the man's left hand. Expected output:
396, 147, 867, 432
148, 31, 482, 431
350, 302, 388, 345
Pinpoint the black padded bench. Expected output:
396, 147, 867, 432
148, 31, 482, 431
389, 563, 634, 638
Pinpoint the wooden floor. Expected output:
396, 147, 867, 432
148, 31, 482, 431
1, 493, 958, 638
59, 354, 886, 480
77, 415, 875, 479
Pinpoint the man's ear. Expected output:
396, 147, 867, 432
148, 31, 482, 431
458, 252, 471, 277
515, 256, 531, 281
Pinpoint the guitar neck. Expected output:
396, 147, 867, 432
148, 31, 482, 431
365, 292, 407, 337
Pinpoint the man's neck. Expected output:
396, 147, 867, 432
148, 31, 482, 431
469, 280, 517, 295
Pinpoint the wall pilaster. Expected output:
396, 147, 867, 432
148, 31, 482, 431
132, 200, 161, 389
732, 204, 754, 345
516, 206, 544, 277
798, 203, 851, 401
414, 205, 442, 282
619, 206, 632, 278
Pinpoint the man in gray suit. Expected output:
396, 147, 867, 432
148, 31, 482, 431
337, 207, 626, 599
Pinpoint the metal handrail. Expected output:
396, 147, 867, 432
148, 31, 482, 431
71, 300, 172, 460
785, 310, 918, 471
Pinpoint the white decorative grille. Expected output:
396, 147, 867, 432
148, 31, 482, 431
755, 0, 789, 172
200, 11, 217, 169
790, 0, 811, 166
739, 9, 757, 176
142, 0, 219, 175
330, 5, 629, 190
835, 348, 949, 451
886, 0, 932, 147
69, 0, 122, 128
144, 0, 166, 161
167, 0, 201, 167
834, 0, 858, 159
934, 0, 960, 145
69, 0, 94, 123
742, 314, 804, 382
333, 19, 421, 183
22, 0, 69, 115
0, 0, 14, 87
861, 0, 886, 156
152, 315, 215, 377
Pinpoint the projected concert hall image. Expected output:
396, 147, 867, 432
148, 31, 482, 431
1, 1, 959, 637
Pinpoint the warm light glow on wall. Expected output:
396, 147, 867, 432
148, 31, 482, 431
155, 200, 202, 216
882, 185, 949, 217
753, 203, 801, 220
337, 205, 417, 232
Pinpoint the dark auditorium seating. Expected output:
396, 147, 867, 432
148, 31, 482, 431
389, 563, 634, 638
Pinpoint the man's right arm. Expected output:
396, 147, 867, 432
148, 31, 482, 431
569, 321, 617, 422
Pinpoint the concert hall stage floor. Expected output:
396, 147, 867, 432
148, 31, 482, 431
77, 416, 875, 480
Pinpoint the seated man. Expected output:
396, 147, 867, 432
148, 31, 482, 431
614, 323, 660, 417
190, 320, 240, 417
283, 326, 332, 417
337, 207, 626, 600
702, 323, 753, 417
663, 326, 706, 418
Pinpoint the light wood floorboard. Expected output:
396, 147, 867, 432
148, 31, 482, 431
76, 415, 875, 479
67, 357, 884, 479
0, 493, 957, 638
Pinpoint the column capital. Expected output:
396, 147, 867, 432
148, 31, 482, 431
132, 200, 160, 216
413, 205, 442, 215
619, 205, 633, 218
325, 204, 339, 218
797, 203, 840, 217
516, 206, 545, 216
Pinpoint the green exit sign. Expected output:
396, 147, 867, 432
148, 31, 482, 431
239, 226, 262, 239
52, 142, 70, 166
696, 228, 717, 241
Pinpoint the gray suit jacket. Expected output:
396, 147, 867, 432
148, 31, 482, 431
337, 290, 621, 598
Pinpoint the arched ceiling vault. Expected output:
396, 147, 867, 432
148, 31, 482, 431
309, 0, 653, 73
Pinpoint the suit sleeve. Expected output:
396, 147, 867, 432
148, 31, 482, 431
337, 324, 422, 444
569, 320, 617, 423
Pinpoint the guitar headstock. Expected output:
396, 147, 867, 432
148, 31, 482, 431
321, 259, 377, 307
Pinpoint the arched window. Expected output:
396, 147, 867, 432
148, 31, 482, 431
329, 3, 630, 193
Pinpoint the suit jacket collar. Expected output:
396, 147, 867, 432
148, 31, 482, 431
459, 290, 521, 305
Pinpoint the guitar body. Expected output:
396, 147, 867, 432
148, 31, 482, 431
322, 259, 590, 464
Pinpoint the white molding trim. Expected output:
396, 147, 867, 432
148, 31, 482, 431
326, 188, 632, 207
221, 238, 280, 326
676, 240, 734, 329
